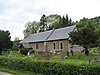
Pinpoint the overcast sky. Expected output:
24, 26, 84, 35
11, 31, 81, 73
0, 0, 100, 41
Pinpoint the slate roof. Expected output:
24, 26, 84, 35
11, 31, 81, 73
21, 30, 53, 43
21, 25, 76, 43
47, 25, 76, 41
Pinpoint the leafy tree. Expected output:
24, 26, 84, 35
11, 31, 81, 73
0, 30, 13, 54
25, 21, 40, 34
75, 17, 89, 28
12, 37, 20, 50
46, 14, 61, 29
69, 22, 99, 56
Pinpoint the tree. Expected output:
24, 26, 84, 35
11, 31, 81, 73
69, 23, 99, 56
12, 37, 20, 50
75, 17, 89, 28
46, 14, 61, 29
61, 16, 66, 27
40, 14, 48, 32
0, 30, 13, 54
61, 14, 73, 27
25, 21, 40, 34
66, 14, 69, 26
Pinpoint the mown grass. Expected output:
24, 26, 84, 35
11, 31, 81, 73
0, 66, 43, 75
0, 48, 100, 75
2, 48, 100, 65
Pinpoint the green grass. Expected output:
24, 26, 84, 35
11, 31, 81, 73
0, 66, 43, 75
0, 49, 100, 74
2, 49, 100, 64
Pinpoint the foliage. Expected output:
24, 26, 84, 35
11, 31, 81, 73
75, 16, 100, 34
0, 30, 13, 54
46, 14, 61, 29
24, 14, 74, 35
69, 23, 99, 56
0, 56, 100, 75
20, 48, 30, 55
40, 14, 48, 32
46, 14, 74, 29
0, 66, 43, 75
61, 14, 73, 27
12, 37, 20, 50
24, 21, 40, 34
75, 17, 89, 28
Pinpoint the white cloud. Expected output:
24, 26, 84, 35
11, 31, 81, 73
0, 0, 100, 40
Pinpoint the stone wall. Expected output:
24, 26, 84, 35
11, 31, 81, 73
47, 40, 69, 53
22, 40, 78, 53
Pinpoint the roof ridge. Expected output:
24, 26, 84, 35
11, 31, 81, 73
46, 29, 55, 40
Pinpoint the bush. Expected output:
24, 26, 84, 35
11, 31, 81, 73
20, 48, 30, 55
0, 56, 100, 75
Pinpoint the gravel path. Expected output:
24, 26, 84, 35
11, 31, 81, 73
0, 71, 13, 75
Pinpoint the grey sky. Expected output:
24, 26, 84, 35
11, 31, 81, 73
0, 0, 100, 40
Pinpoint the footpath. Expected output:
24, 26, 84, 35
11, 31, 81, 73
0, 71, 13, 75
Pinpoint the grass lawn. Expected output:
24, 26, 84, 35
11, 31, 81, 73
0, 48, 100, 75
0, 66, 43, 75
2, 49, 100, 65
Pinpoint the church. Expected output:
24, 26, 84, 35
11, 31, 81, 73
20, 25, 83, 53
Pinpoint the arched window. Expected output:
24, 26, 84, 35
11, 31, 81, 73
54, 43, 56, 49
36, 44, 38, 49
60, 42, 63, 49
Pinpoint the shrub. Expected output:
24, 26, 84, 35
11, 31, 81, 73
20, 48, 30, 55
0, 56, 100, 75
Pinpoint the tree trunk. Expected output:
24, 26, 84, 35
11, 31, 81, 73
84, 47, 89, 56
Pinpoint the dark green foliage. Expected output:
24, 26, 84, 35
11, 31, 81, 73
0, 30, 13, 54
0, 56, 100, 75
20, 48, 30, 55
40, 14, 48, 31
61, 14, 73, 28
69, 23, 99, 56
75, 17, 89, 28
24, 14, 74, 34
12, 37, 20, 50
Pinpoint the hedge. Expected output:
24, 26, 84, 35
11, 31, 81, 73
0, 56, 100, 75
20, 48, 30, 55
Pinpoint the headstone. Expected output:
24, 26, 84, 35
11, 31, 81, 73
71, 50, 74, 56
8, 51, 13, 56
66, 51, 69, 57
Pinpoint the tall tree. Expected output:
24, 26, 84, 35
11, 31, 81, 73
40, 14, 48, 32
69, 22, 99, 56
61, 14, 73, 27
69, 18, 72, 25
0, 30, 13, 54
61, 16, 66, 27
12, 37, 20, 50
24, 21, 40, 37
65, 14, 69, 26
25, 21, 40, 33
46, 14, 61, 29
